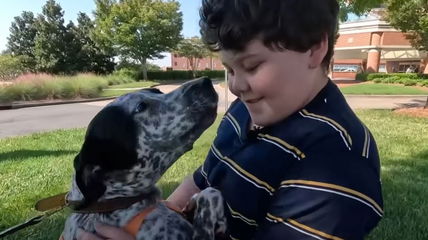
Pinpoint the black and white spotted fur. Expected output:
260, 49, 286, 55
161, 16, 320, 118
62, 78, 226, 240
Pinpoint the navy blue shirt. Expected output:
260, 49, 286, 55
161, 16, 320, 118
193, 80, 383, 240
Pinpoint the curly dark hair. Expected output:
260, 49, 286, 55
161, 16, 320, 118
199, 0, 339, 70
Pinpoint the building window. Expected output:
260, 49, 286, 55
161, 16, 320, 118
398, 63, 419, 73
174, 54, 178, 58
174, 62, 177, 66
333, 64, 361, 72
378, 64, 387, 73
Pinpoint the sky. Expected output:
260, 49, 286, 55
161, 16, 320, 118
0, 0, 201, 67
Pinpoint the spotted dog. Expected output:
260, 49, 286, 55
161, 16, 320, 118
62, 78, 226, 240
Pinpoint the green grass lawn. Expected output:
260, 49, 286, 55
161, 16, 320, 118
107, 80, 160, 89
101, 80, 161, 97
100, 89, 139, 97
1, 111, 428, 239
340, 83, 428, 95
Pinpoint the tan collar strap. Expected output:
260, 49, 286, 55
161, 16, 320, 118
35, 191, 156, 214
123, 200, 184, 237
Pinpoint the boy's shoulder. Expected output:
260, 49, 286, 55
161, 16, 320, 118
264, 80, 367, 152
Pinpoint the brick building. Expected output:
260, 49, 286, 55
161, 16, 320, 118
171, 53, 224, 71
332, 9, 428, 79
171, 9, 428, 80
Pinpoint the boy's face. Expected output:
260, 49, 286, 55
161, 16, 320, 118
221, 39, 327, 126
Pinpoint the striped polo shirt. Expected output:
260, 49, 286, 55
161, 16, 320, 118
193, 80, 383, 240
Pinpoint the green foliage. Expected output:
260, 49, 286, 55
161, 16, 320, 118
94, 0, 183, 79
145, 70, 225, 81
367, 73, 420, 81
6, 11, 38, 70
0, 55, 28, 81
33, 0, 69, 74
0, 74, 114, 103
6, 1, 115, 75
356, 72, 370, 81
403, 79, 418, 86
174, 37, 210, 77
104, 74, 135, 86
385, 0, 428, 50
115, 60, 162, 80
70, 13, 115, 74
337, 0, 384, 21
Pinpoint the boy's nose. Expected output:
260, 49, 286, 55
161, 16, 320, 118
229, 74, 250, 94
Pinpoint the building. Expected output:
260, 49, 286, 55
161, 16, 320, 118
171, 53, 224, 71
332, 8, 428, 79
171, 9, 428, 80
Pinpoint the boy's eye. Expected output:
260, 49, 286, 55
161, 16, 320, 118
226, 68, 235, 76
245, 63, 261, 72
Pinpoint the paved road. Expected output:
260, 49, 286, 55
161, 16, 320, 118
0, 84, 426, 139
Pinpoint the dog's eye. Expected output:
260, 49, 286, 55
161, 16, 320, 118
135, 102, 147, 113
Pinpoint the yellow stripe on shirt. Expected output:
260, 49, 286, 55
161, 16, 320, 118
281, 180, 383, 215
258, 133, 306, 159
266, 213, 344, 240
211, 145, 275, 194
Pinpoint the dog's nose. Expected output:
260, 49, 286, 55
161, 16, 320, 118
191, 77, 218, 102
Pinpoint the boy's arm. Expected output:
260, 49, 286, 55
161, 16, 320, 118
167, 175, 201, 210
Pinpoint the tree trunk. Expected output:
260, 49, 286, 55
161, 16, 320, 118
188, 58, 196, 78
425, 96, 428, 109
193, 58, 199, 78
141, 58, 148, 80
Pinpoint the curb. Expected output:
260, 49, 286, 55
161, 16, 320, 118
0, 97, 117, 110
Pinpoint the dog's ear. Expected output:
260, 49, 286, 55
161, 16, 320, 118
73, 153, 106, 210
144, 88, 163, 94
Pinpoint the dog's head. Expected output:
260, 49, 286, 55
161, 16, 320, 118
73, 77, 218, 208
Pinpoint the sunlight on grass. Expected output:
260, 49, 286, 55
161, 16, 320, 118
0, 112, 427, 239
340, 83, 428, 95
106, 80, 160, 89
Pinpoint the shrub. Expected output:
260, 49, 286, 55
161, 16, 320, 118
0, 73, 111, 103
113, 68, 139, 80
419, 80, 428, 87
367, 73, 389, 81
373, 78, 383, 83
403, 79, 417, 86
356, 73, 369, 81
0, 55, 29, 81
106, 73, 135, 86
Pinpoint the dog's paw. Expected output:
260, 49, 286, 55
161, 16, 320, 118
192, 187, 227, 240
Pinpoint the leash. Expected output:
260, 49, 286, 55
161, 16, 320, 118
0, 190, 166, 238
1, 191, 185, 239
0, 207, 64, 238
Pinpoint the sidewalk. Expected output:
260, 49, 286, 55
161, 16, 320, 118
1, 83, 427, 110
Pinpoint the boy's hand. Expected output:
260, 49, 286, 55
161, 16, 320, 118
76, 223, 134, 240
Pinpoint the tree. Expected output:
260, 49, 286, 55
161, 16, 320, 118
0, 55, 28, 81
337, 0, 385, 21
94, 0, 183, 79
385, 0, 428, 52
385, 0, 428, 108
71, 12, 115, 74
6, 11, 37, 71
175, 37, 210, 77
33, 0, 68, 74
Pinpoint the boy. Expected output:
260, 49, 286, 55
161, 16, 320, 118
79, 0, 383, 239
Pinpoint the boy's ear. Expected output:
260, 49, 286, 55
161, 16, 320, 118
308, 33, 328, 69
